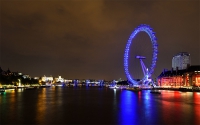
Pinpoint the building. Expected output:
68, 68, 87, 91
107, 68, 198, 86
34, 77, 39, 80
157, 65, 200, 87
54, 76, 65, 83
22, 74, 31, 79
41, 75, 53, 83
186, 66, 200, 87
172, 52, 190, 70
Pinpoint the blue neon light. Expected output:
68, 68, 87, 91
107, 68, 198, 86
124, 24, 158, 85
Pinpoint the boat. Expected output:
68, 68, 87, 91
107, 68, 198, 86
0, 88, 5, 93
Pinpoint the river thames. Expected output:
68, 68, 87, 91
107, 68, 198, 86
1, 87, 200, 125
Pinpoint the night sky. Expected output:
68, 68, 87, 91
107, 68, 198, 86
0, 0, 199, 80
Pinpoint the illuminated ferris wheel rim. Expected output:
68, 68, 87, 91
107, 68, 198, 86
124, 24, 158, 84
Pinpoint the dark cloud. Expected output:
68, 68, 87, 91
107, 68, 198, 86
0, 0, 199, 80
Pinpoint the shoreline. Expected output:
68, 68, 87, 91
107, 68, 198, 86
1, 86, 200, 92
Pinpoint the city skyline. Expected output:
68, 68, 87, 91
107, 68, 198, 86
0, 0, 199, 80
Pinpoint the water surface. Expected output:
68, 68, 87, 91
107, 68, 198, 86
1, 87, 200, 125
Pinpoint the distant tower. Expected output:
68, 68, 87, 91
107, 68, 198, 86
172, 52, 190, 70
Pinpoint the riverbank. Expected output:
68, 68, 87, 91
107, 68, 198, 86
141, 87, 200, 92
1, 85, 200, 92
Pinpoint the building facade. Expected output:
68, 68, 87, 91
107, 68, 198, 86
41, 75, 53, 82
172, 52, 190, 70
157, 66, 200, 87
54, 76, 65, 83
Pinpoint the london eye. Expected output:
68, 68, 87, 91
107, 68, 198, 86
124, 24, 158, 85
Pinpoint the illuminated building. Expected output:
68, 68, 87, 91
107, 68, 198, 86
41, 75, 53, 82
172, 52, 190, 70
157, 65, 200, 87
34, 77, 39, 80
54, 76, 64, 83
187, 66, 200, 86
22, 74, 31, 79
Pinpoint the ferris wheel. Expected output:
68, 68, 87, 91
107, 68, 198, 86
124, 24, 158, 85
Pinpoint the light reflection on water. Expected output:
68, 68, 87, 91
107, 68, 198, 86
159, 91, 200, 125
119, 90, 137, 124
1, 88, 200, 125
193, 92, 200, 125
36, 88, 47, 124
